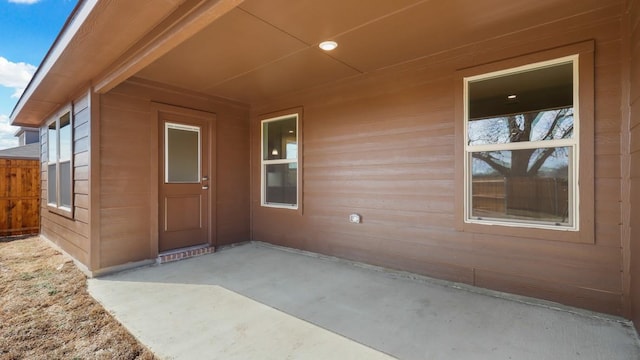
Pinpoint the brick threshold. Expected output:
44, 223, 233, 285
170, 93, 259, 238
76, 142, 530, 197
157, 245, 214, 264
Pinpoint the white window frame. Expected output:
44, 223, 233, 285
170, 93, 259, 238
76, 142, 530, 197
47, 107, 74, 216
261, 114, 299, 209
463, 55, 579, 231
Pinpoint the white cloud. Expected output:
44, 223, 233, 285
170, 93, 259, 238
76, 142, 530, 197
8, 0, 41, 4
0, 56, 36, 99
0, 114, 18, 150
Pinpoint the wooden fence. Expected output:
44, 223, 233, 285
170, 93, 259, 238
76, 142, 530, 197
472, 176, 569, 220
0, 159, 40, 236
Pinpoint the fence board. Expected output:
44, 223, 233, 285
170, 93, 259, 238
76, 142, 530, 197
0, 159, 40, 236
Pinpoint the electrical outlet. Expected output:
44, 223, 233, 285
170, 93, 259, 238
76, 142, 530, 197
349, 213, 361, 224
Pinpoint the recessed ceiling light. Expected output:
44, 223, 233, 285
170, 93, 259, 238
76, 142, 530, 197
507, 94, 517, 99
319, 41, 338, 51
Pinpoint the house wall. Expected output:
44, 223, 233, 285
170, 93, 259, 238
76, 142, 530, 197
40, 92, 91, 267
628, 0, 640, 329
18, 129, 39, 146
250, 4, 626, 315
97, 79, 250, 269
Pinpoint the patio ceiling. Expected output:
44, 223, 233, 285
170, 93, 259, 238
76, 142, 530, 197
10, 0, 614, 126
135, 0, 609, 104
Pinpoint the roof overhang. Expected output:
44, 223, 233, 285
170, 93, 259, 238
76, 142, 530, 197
11, 0, 620, 126
11, 0, 241, 127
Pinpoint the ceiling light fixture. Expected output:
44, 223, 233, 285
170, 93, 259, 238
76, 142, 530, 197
507, 94, 517, 100
319, 41, 338, 51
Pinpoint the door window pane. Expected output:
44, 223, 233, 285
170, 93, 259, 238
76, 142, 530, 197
166, 124, 200, 183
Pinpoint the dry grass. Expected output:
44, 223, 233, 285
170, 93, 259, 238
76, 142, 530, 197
0, 237, 156, 360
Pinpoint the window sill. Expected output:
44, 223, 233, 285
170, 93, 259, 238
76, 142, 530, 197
457, 219, 593, 244
261, 203, 299, 210
47, 205, 74, 219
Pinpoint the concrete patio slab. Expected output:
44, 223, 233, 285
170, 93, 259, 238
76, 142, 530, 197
88, 242, 640, 360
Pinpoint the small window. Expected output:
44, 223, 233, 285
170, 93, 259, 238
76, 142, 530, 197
261, 114, 299, 208
47, 109, 73, 215
464, 57, 578, 230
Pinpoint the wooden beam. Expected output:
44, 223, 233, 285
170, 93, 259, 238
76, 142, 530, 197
93, 0, 244, 94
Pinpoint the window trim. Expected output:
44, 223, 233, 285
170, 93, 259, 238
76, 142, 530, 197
46, 106, 74, 218
454, 41, 594, 243
259, 108, 303, 211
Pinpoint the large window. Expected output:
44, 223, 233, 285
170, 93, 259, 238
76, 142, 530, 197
464, 57, 577, 230
456, 42, 594, 243
261, 114, 299, 209
47, 109, 73, 215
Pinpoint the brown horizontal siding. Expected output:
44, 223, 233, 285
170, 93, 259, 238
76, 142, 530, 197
98, 93, 152, 268
305, 193, 455, 214
40, 93, 91, 266
250, 6, 626, 315
217, 116, 251, 246
75, 194, 88, 209
97, 80, 250, 268
99, 207, 152, 266
628, 0, 640, 330
475, 269, 622, 315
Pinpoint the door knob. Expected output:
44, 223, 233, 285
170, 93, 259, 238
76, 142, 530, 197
202, 186, 209, 190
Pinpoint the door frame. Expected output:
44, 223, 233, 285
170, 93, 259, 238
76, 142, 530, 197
150, 102, 216, 257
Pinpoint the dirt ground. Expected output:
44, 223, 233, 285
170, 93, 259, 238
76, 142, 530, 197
0, 236, 156, 360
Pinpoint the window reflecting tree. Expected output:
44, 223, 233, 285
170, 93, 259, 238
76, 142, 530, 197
469, 108, 572, 178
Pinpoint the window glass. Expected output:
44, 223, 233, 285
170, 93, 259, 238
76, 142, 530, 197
166, 124, 200, 183
46, 109, 73, 214
59, 161, 72, 208
48, 122, 57, 163
470, 147, 570, 225
263, 117, 297, 161
468, 109, 573, 146
48, 164, 57, 205
59, 113, 72, 162
265, 164, 297, 206
468, 62, 573, 120
465, 59, 576, 228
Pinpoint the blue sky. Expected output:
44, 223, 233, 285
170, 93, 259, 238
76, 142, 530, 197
0, 0, 77, 149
